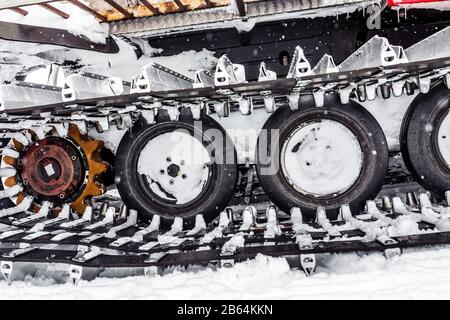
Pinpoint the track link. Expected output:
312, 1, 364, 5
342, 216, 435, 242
0, 190, 449, 283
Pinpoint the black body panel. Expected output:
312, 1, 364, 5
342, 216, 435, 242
145, 8, 450, 80
0, 21, 119, 54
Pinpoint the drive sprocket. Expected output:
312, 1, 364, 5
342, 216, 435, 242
0, 124, 108, 215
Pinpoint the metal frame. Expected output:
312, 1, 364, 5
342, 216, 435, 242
0, 0, 235, 22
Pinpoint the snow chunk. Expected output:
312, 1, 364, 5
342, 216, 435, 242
0, 3, 108, 44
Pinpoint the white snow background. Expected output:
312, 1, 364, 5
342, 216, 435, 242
0, 2, 449, 299
3, 248, 450, 299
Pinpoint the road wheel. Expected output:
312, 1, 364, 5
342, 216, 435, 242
115, 108, 238, 229
256, 94, 389, 221
400, 82, 450, 197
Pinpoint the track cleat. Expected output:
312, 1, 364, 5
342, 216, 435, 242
145, 252, 169, 264
316, 207, 341, 237
239, 206, 256, 231
186, 214, 207, 236
221, 235, 245, 256
418, 193, 433, 210
287, 46, 312, 78
144, 266, 159, 276
131, 215, 160, 242
214, 55, 246, 86
0, 261, 14, 285
264, 206, 281, 239
258, 62, 277, 82
59, 206, 93, 229
220, 259, 235, 268
406, 192, 418, 207
84, 207, 115, 231
163, 217, 183, 237
291, 207, 308, 234
131, 62, 193, 93
104, 210, 138, 239
193, 69, 214, 88
339, 36, 399, 71
300, 254, 316, 276
68, 265, 83, 285
62, 72, 130, 102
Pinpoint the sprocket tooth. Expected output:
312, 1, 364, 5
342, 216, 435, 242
70, 182, 105, 214
12, 139, 24, 152
68, 124, 109, 215
15, 192, 25, 205
2, 156, 16, 167
4, 176, 17, 188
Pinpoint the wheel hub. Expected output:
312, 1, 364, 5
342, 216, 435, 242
18, 137, 85, 203
137, 131, 211, 205
167, 163, 180, 178
281, 119, 363, 197
2, 125, 109, 215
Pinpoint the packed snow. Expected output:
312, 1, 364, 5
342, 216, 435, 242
282, 120, 363, 196
0, 37, 217, 85
361, 94, 417, 150
3, 247, 450, 299
0, 2, 108, 44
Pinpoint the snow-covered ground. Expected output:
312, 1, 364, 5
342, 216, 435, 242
2, 247, 450, 299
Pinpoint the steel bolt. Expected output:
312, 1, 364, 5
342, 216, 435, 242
303, 257, 314, 263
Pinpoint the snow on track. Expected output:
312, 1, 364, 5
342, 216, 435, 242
2, 247, 450, 299
0, 2, 108, 44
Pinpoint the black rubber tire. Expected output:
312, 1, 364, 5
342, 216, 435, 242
115, 108, 238, 229
400, 82, 450, 197
255, 94, 389, 221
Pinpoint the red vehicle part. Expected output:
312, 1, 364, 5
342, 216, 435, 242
388, 0, 448, 7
